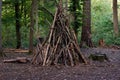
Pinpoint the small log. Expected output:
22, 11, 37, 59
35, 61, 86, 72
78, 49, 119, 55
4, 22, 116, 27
3, 48, 29, 53
4, 57, 29, 63
16, 57, 29, 63
14, 50, 29, 53
3, 59, 17, 63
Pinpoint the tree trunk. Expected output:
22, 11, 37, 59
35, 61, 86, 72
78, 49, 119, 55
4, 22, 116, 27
15, 1, 21, 49
72, 0, 78, 36
71, 0, 80, 37
113, 0, 119, 36
29, 0, 38, 53
80, 0, 93, 47
35, 0, 39, 38
23, 0, 27, 27
0, 0, 2, 54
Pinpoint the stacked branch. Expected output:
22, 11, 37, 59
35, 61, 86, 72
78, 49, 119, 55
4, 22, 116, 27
31, 2, 87, 66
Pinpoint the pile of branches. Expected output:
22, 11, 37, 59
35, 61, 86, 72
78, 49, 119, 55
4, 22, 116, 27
31, 2, 87, 66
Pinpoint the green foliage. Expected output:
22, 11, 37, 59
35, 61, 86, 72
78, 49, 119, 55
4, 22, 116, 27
1, 0, 120, 48
2, 25, 16, 48
91, 0, 120, 45
38, 0, 55, 37
2, 0, 31, 48
69, 0, 83, 35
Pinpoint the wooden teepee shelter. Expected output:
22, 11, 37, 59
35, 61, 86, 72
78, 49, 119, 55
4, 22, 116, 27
31, 1, 87, 66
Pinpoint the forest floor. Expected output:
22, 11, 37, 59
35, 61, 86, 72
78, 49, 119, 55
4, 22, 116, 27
0, 48, 120, 80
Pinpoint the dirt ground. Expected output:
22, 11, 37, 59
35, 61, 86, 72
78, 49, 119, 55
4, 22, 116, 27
0, 48, 120, 80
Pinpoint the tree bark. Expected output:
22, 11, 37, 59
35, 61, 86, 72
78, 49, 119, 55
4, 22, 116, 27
0, 0, 2, 54
113, 0, 119, 36
23, 0, 27, 27
15, 1, 21, 49
29, 0, 38, 53
80, 0, 93, 47
70, 0, 80, 37
72, 0, 78, 36
35, 0, 39, 38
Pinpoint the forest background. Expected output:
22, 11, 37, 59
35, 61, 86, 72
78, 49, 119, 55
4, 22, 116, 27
1, 0, 120, 49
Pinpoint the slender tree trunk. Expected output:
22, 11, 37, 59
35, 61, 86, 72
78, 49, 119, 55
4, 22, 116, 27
80, 0, 93, 47
29, 0, 38, 53
72, 1, 78, 36
113, 0, 119, 36
35, 1, 39, 38
71, 0, 79, 37
24, 0, 27, 27
0, 0, 2, 54
15, 1, 21, 49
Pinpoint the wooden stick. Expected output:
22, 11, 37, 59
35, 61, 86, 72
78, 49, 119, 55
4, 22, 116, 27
43, 8, 58, 66
68, 49, 74, 66
31, 1, 87, 66
73, 41, 87, 64
54, 48, 63, 65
